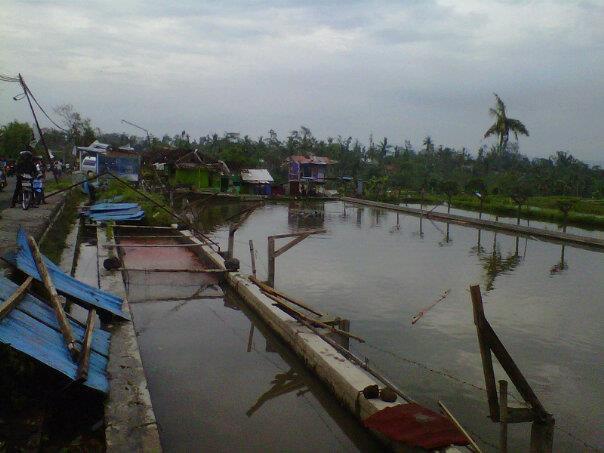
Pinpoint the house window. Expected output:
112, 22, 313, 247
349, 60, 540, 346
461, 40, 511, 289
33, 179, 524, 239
302, 165, 312, 178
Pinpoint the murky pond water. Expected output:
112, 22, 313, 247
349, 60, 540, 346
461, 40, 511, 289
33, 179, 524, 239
200, 200, 603, 452
121, 233, 381, 452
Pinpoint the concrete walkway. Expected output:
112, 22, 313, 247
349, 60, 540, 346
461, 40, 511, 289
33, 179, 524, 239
342, 196, 604, 251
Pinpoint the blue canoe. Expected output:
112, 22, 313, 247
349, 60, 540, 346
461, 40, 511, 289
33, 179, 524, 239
0, 276, 110, 393
4, 228, 129, 320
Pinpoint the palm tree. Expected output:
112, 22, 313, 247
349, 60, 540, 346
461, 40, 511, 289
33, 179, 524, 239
484, 94, 529, 151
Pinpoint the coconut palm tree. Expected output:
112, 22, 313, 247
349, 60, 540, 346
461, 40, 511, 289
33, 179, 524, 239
484, 94, 529, 151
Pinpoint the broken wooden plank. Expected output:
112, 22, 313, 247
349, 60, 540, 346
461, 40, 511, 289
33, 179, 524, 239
28, 235, 79, 361
270, 229, 326, 239
262, 291, 365, 343
0, 276, 33, 320
117, 268, 227, 273
76, 309, 96, 381
249, 276, 323, 316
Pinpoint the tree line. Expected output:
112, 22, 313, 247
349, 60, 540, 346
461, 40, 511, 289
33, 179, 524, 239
1, 99, 602, 199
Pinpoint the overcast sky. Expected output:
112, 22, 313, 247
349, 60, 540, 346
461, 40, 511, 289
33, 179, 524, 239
1, 0, 603, 161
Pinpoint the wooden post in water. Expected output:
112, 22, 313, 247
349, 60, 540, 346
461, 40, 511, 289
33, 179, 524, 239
267, 229, 326, 287
529, 418, 555, 453
470, 284, 555, 453
249, 240, 257, 277
499, 380, 508, 453
338, 318, 351, 350
470, 285, 499, 420
267, 236, 275, 286
227, 206, 258, 259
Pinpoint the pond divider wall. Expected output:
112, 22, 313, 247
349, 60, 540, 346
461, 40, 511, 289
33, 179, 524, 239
341, 196, 604, 251
97, 227, 162, 452
176, 227, 464, 452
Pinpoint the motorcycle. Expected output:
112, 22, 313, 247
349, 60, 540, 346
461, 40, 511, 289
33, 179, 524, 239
0, 168, 6, 191
32, 173, 44, 206
20, 173, 33, 210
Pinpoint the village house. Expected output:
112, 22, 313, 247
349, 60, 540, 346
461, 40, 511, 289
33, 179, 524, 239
172, 149, 231, 192
285, 155, 336, 196
76, 140, 141, 182
238, 168, 274, 195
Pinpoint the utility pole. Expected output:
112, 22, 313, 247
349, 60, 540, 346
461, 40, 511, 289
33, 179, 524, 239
18, 73, 58, 182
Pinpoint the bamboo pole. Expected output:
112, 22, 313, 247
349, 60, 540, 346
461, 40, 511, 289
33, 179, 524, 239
105, 171, 220, 249
0, 277, 33, 320
438, 401, 483, 453
296, 315, 414, 403
249, 275, 323, 316
76, 309, 96, 381
262, 291, 365, 343
44, 171, 108, 200
28, 236, 78, 361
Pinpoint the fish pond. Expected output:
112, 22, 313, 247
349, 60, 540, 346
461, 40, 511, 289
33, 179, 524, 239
196, 199, 603, 452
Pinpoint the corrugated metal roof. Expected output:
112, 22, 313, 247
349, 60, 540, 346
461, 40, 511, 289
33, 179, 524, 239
287, 155, 336, 165
0, 276, 110, 393
4, 228, 129, 320
241, 169, 274, 184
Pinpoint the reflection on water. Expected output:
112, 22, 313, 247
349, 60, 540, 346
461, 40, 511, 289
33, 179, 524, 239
479, 234, 523, 292
550, 244, 567, 275
204, 200, 604, 452
129, 285, 382, 452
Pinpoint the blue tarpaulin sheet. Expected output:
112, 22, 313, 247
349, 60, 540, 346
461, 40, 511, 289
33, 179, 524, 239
4, 228, 129, 320
88, 209, 145, 222
90, 202, 140, 212
85, 202, 145, 221
0, 276, 110, 393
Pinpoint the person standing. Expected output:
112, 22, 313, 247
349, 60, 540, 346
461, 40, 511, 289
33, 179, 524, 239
11, 148, 35, 208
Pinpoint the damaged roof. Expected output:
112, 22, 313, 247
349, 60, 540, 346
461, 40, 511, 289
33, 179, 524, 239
286, 155, 336, 165
175, 149, 231, 175
241, 169, 274, 184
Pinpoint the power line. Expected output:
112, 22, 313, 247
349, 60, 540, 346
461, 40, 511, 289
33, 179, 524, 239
22, 82, 68, 132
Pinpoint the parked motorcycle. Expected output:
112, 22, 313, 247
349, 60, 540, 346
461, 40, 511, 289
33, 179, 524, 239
32, 173, 44, 206
20, 173, 33, 210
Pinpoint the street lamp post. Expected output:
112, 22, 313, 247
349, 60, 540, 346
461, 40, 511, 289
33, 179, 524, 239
121, 119, 151, 149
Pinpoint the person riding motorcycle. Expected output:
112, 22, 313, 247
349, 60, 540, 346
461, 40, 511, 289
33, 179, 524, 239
10, 148, 35, 208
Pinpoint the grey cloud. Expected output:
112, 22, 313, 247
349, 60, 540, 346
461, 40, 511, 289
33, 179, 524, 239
1, 0, 603, 160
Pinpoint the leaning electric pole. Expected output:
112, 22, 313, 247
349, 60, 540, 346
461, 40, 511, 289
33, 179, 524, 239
18, 73, 58, 182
